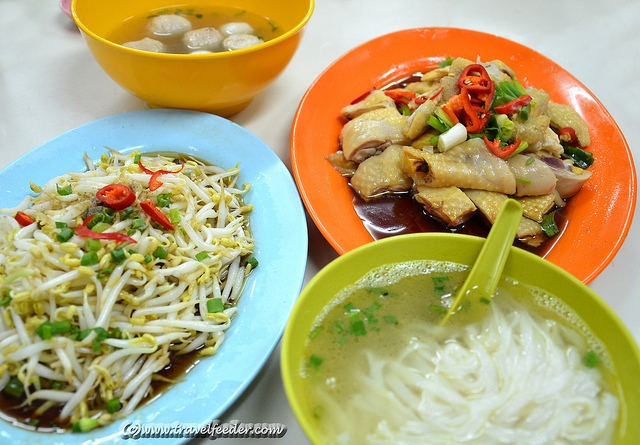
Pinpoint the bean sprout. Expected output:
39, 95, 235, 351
0, 151, 255, 431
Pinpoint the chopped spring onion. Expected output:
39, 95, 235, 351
247, 257, 258, 269
195, 251, 210, 262
153, 246, 168, 259
157, 193, 172, 208
350, 319, 366, 337
106, 398, 121, 414
35, 320, 72, 340
169, 208, 181, 224
584, 350, 599, 368
85, 238, 102, 252
110, 248, 127, 263
81, 251, 99, 266
71, 417, 99, 433
57, 227, 74, 243
56, 184, 73, 196
541, 211, 560, 237
308, 355, 324, 368
4, 377, 25, 398
437, 122, 467, 152
207, 297, 224, 313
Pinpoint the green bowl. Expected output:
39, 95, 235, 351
281, 233, 640, 444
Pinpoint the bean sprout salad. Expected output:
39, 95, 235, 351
0, 150, 256, 432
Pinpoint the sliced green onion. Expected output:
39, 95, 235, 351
434, 106, 456, 129
207, 297, 224, 313
144, 254, 153, 263
525, 157, 536, 166
584, 350, 599, 368
438, 56, 454, 68
56, 184, 73, 196
133, 154, 141, 164
157, 193, 172, 208
169, 208, 181, 224
563, 146, 594, 169
81, 251, 99, 266
308, 355, 324, 368
480, 297, 491, 305
153, 246, 168, 259
55, 221, 68, 229
131, 218, 147, 230
350, 319, 366, 337
247, 257, 258, 269
437, 122, 467, 152
35, 320, 72, 340
97, 268, 113, 279
195, 251, 209, 262
110, 248, 127, 263
57, 227, 74, 243
427, 114, 450, 133
106, 398, 121, 413
542, 211, 560, 237
72, 417, 99, 433
85, 238, 102, 252
90, 222, 110, 233
0, 291, 11, 306
4, 377, 25, 398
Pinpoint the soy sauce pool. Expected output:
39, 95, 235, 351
352, 190, 567, 257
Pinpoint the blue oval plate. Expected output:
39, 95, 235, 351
0, 109, 308, 445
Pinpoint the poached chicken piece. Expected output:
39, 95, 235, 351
328, 57, 595, 247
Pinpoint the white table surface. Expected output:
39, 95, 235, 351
1, 1, 639, 443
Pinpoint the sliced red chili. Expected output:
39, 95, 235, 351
493, 95, 533, 114
557, 126, 579, 146
384, 90, 417, 105
96, 184, 136, 210
140, 200, 174, 231
15, 211, 34, 227
441, 103, 460, 125
75, 219, 136, 244
458, 64, 492, 93
460, 87, 490, 133
483, 135, 522, 159
138, 160, 185, 191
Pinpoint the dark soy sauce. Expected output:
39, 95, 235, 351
351, 190, 566, 257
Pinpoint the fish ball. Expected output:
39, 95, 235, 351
219, 21, 254, 37
182, 27, 224, 51
122, 37, 166, 52
222, 34, 263, 51
148, 14, 192, 37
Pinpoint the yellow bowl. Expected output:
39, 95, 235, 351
71, 0, 314, 116
282, 233, 640, 444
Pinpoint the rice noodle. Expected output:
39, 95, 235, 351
0, 151, 255, 430
319, 293, 618, 445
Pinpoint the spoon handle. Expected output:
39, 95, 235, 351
441, 198, 522, 325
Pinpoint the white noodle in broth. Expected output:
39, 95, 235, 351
302, 261, 619, 445
0, 150, 256, 431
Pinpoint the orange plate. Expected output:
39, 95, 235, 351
290, 27, 636, 284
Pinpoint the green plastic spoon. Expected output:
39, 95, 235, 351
440, 198, 523, 325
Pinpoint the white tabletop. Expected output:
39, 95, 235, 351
1, 1, 639, 444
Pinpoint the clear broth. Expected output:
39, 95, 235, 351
110, 6, 284, 54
